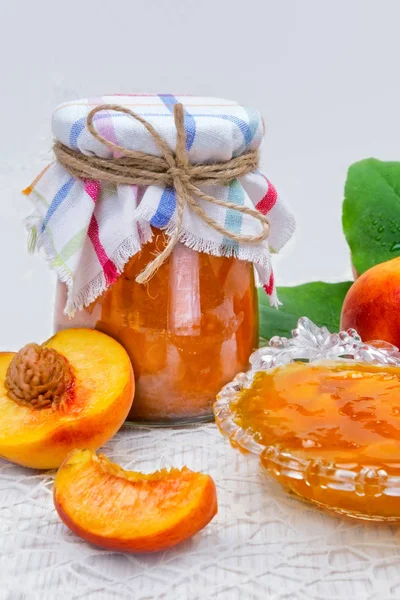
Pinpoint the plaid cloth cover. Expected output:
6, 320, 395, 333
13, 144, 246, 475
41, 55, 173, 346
25, 94, 295, 315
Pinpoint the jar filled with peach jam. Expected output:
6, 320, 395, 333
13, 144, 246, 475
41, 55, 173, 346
55, 231, 258, 423
25, 94, 295, 425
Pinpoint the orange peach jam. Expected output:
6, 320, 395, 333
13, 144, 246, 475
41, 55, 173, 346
233, 361, 400, 519
91, 231, 258, 423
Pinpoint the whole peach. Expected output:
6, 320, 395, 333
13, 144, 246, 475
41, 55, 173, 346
340, 257, 400, 346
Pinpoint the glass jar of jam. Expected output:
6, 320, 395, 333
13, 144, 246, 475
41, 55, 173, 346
55, 230, 258, 424
25, 94, 294, 427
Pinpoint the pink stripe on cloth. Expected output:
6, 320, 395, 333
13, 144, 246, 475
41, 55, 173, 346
84, 179, 101, 202
84, 180, 118, 286
89, 97, 122, 157
258, 179, 277, 300
256, 178, 277, 215
263, 271, 275, 296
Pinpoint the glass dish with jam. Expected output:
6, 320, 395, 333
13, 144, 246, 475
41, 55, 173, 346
214, 317, 400, 521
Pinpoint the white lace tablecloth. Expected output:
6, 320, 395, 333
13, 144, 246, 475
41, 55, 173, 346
1, 423, 400, 600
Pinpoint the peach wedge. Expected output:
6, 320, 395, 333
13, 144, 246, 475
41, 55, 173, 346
0, 328, 134, 469
54, 449, 218, 553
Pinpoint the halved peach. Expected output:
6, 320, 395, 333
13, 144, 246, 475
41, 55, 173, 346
0, 329, 134, 469
54, 449, 218, 553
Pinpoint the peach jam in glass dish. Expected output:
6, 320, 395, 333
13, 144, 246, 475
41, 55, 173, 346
214, 317, 400, 521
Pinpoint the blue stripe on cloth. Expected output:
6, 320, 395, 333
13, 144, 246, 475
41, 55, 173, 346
158, 94, 196, 151
69, 118, 86, 149
221, 179, 245, 253
186, 114, 252, 145
158, 93, 178, 107
241, 107, 261, 150
150, 186, 177, 228
175, 113, 257, 157
41, 178, 75, 232
150, 95, 196, 229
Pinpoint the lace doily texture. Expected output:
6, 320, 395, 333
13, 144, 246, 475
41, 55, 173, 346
1, 424, 400, 600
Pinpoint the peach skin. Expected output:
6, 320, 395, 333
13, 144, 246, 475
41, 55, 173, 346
340, 257, 400, 346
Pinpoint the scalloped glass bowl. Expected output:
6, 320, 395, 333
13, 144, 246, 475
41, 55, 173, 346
214, 317, 400, 522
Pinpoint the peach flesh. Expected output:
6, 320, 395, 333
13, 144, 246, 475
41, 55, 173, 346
54, 449, 218, 553
0, 329, 134, 469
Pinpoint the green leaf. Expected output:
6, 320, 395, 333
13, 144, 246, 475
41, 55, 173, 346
343, 158, 400, 275
259, 281, 353, 340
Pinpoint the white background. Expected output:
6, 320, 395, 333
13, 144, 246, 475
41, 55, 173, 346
2, 4, 400, 599
1, 0, 400, 349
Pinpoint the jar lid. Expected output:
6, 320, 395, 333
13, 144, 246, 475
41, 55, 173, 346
52, 94, 265, 163
25, 93, 295, 315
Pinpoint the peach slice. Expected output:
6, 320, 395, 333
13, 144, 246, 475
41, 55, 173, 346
54, 449, 218, 553
0, 329, 134, 469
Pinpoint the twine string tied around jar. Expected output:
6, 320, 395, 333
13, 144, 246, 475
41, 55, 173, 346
54, 103, 270, 284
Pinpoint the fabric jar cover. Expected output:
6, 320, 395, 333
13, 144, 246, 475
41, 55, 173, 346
25, 94, 295, 315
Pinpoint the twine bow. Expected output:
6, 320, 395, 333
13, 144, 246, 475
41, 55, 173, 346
54, 103, 270, 284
